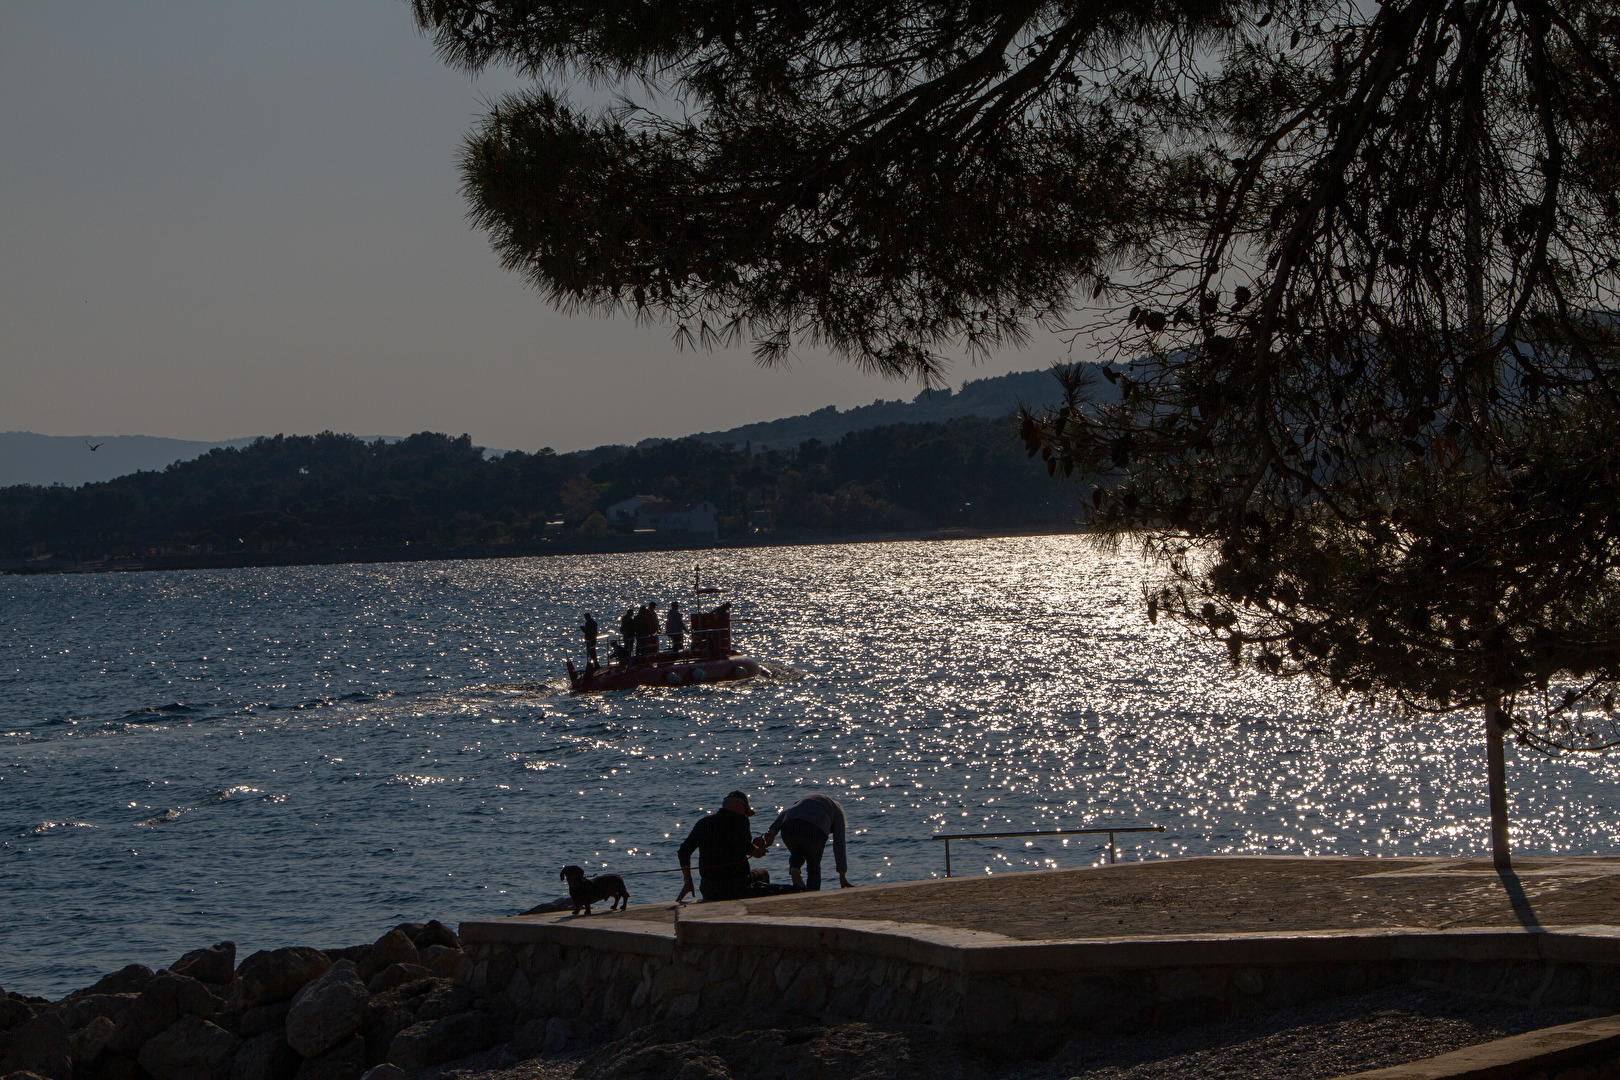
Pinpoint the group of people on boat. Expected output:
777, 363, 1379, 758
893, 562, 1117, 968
578, 599, 731, 672
676, 789, 852, 902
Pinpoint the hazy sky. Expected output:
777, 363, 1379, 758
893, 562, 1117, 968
0, 2, 1070, 453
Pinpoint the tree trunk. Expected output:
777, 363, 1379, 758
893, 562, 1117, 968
1485, 696, 1511, 870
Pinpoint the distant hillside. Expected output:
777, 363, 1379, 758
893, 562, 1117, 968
0, 422, 1080, 565
0, 432, 426, 488
0, 432, 262, 488
0, 365, 1095, 487
682, 366, 1103, 451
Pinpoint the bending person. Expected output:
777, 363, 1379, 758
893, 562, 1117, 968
762, 792, 851, 891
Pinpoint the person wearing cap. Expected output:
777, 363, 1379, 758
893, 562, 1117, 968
676, 790, 789, 902
759, 793, 851, 891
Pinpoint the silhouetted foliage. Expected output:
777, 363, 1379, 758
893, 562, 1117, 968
410, 0, 1620, 865
0, 421, 1074, 560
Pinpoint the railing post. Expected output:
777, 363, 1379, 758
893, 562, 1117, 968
1109, 832, 1116, 864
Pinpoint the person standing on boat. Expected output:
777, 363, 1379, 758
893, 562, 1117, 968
580, 613, 599, 671
666, 601, 685, 655
676, 790, 792, 902
760, 793, 852, 891
618, 609, 636, 663
642, 603, 661, 659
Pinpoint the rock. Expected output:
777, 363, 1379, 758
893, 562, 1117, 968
387, 926, 424, 947
69, 1015, 118, 1067
94, 1057, 142, 1080
76, 966, 156, 999
323, 948, 370, 968
0, 1011, 71, 1080
357, 935, 416, 986
291, 1036, 364, 1080
542, 1017, 573, 1054
172, 944, 236, 987
0, 998, 33, 1032
237, 1004, 290, 1041
415, 948, 467, 982
229, 1032, 298, 1080
520, 898, 573, 915
385, 1012, 492, 1069
359, 1002, 414, 1066
363, 965, 432, 996
413, 923, 459, 951
1, 1072, 51, 1080
411, 984, 472, 1024
284, 962, 368, 1060
138, 1017, 242, 1080
108, 974, 223, 1057
60, 993, 136, 1032
358, 1066, 404, 1080
233, 950, 331, 1011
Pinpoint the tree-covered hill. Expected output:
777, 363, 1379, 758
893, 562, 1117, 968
0, 418, 1077, 563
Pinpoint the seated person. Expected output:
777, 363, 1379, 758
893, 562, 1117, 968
677, 790, 795, 901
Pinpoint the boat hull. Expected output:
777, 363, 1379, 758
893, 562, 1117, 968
567, 656, 762, 693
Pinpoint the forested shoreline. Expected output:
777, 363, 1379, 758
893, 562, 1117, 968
0, 417, 1079, 566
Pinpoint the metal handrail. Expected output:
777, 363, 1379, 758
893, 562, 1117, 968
931, 826, 1166, 876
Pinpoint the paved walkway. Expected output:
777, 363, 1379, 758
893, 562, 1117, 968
560, 856, 1620, 939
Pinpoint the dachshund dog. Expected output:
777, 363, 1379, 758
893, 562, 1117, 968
559, 865, 630, 914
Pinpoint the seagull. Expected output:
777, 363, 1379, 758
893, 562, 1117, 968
84, 441, 103, 451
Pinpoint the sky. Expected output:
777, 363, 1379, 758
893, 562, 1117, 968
0, 2, 1072, 453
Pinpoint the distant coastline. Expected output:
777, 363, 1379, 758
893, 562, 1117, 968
1, 524, 1086, 577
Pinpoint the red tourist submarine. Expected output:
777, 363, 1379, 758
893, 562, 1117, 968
566, 567, 763, 692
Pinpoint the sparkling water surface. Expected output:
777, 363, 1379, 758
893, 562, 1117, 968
3, 537, 1617, 997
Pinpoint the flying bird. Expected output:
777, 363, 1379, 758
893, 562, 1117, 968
84, 441, 103, 451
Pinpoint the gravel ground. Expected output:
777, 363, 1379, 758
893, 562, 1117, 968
411, 986, 1599, 1080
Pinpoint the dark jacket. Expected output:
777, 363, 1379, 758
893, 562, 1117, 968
677, 808, 753, 889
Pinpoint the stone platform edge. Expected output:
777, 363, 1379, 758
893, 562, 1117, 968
458, 908, 1620, 975
1336, 1013, 1620, 1079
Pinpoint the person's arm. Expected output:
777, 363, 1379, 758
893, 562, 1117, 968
760, 809, 787, 848
831, 802, 850, 885
677, 820, 702, 902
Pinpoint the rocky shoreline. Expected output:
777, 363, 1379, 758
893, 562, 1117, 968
0, 922, 535, 1080
4, 924, 1610, 1080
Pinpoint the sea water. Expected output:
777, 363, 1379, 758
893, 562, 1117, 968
3, 537, 1617, 997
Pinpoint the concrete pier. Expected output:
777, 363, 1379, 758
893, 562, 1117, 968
457, 857, 1620, 1062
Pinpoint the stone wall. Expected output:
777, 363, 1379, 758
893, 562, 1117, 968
457, 915, 1620, 1059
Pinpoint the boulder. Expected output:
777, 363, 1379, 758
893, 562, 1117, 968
1, 1072, 51, 1080
284, 962, 368, 1060
237, 1004, 290, 1041
229, 1032, 298, 1080
60, 993, 136, 1032
233, 950, 330, 1011
356, 935, 415, 986
138, 1017, 241, 1080
411, 984, 472, 1024
0, 1011, 71, 1080
77, 965, 156, 999
68, 1014, 118, 1068
358, 1066, 404, 1080
322, 948, 370, 968
415, 948, 467, 982
385, 1012, 492, 1069
0, 998, 33, 1032
413, 923, 459, 951
359, 1003, 414, 1066
94, 1058, 142, 1080
363, 966, 432, 996
172, 944, 236, 987
108, 974, 222, 1057
291, 1036, 364, 1080
387, 926, 424, 947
